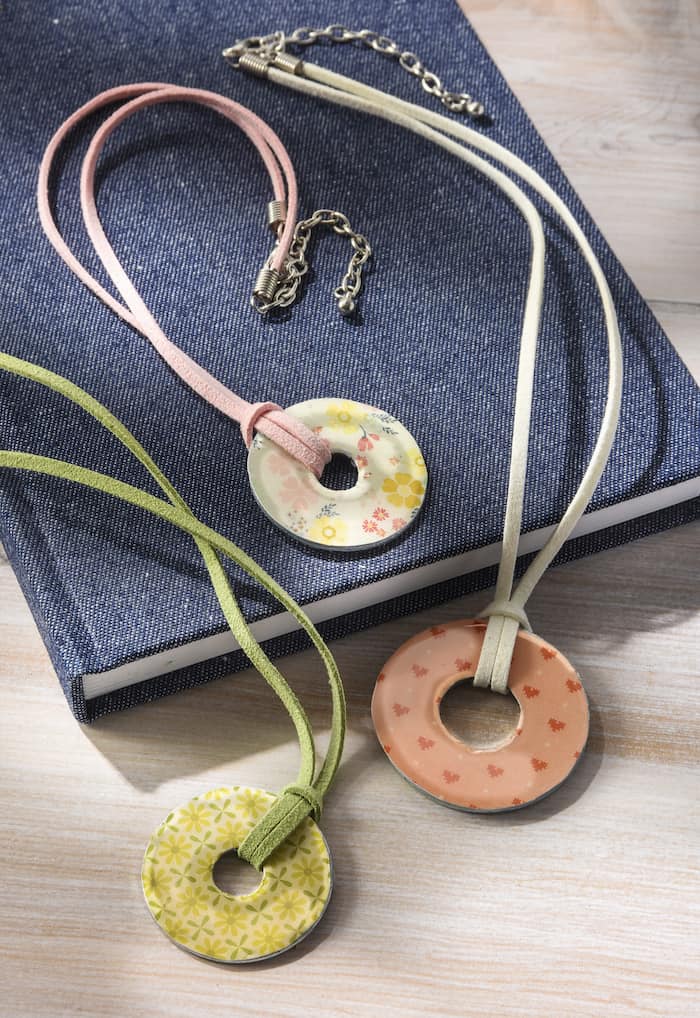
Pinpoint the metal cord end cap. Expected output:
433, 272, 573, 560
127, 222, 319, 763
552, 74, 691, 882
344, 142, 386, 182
238, 52, 270, 78
253, 266, 282, 303
272, 52, 303, 75
267, 200, 287, 234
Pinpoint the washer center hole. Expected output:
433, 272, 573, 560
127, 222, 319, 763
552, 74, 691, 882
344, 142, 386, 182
439, 679, 521, 750
320, 452, 359, 491
212, 850, 263, 898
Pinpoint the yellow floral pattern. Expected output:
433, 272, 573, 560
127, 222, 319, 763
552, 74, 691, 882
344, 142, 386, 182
325, 401, 361, 434
307, 515, 349, 546
142, 786, 332, 963
382, 471, 425, 509
247, 397, 428, 549
406, 445, 427, 474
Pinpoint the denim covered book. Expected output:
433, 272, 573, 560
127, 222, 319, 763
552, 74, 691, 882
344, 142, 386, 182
1, 1, 698, 721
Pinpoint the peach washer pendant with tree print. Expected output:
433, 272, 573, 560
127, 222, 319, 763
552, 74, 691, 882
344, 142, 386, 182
371, 619, 589, 812
247, 396, 427, 550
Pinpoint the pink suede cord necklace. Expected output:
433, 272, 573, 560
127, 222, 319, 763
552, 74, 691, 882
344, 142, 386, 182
38, 82, 428, 552
38, 82, 330, 477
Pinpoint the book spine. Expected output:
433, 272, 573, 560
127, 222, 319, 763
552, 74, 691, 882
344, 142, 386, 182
0, 491, 88, 721
83, 495, 699, 722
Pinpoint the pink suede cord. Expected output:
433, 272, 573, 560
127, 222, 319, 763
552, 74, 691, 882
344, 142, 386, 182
37, 83, 331, 477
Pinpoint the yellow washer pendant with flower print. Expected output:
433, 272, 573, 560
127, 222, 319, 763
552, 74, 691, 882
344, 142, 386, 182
142, 785, 333, 963
247, 397, 427, 550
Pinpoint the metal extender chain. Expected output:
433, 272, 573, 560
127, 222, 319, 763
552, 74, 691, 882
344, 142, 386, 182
223, 24, 486, 119
253, 210, 372, 316
235, 25, 483, 313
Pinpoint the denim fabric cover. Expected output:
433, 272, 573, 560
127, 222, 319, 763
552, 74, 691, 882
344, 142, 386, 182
0, 1, 698, 721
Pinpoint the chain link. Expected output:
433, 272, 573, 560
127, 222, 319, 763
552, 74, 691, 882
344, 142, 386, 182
223, 24, 485, 119
253, 210, 372, 315
227, 25, 485, 313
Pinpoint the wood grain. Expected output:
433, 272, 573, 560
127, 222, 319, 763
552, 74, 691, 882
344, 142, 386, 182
1, 3, 698, 1016
460, 0, 700, 304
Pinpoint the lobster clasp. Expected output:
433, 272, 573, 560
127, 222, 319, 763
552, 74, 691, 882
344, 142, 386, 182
222, 31, 284, 68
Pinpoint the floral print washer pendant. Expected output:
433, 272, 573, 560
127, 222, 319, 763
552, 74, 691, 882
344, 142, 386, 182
247, 397, 428, 550
142, 786, 332, 963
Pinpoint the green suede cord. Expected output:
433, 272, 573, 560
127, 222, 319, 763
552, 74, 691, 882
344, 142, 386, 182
0, 353, 345, 868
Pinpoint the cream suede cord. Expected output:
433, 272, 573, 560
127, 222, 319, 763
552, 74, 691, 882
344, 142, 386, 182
259, 58, 623, 694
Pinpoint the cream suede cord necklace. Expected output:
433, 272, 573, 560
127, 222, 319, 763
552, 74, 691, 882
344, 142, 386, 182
226, 26, 623, 811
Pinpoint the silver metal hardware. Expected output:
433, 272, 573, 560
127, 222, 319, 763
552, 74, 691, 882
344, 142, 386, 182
267, 200, 287, 234
252, 209, 372, 316
273, 51, 303, 75
237, 51, 271, 78
223, 24, 486, 119
253, 266, 282, 303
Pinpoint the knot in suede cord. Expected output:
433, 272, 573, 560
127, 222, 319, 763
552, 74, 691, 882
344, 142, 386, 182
0, 352, 345, 868
281, 783, 324, 819
238, 784, 323, 870
240, 401, 283, 448
37, 83, 331, 478
262, 58, 623, 696
481, 600, 531, 630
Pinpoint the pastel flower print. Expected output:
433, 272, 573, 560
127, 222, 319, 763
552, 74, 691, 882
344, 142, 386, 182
215, 904, 247, 937
163, 915, 188, 941
326, 401, 359, 434
407, 446, 427, 475
285, 510, 308, 535
308, 516, 349, 546
206, 796, 237, 824
179, 801, 210, 833
291, 856, 326, 886
382, 471, 425, 509
160, 834, 189, 866
279, 474, 312, 511
235, 788, 269, 819
392, 517, 407, 532
358, 432, 380, 452
252, 925, 288, 955
266, 452, 292, 476
356, 455, 368, 469
216, 817, 248, 845
199, 936, 225, 957
273, 890, 307, 922
201, 787, 226, 802
187, 915, 215, 941
362, 518, 378, 534
372, 507, 389, 521
226, 934, 253, 960
191, 854, 218, 882
143, 866, 169, 899
177, 884, 208, 918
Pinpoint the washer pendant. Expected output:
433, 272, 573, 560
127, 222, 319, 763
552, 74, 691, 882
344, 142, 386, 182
371, 619, 589, 812
247, 397, 427, 550
142, 786, 332, 963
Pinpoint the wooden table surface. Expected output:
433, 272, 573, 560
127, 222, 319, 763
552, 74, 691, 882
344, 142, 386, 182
1, 3, 698, 1016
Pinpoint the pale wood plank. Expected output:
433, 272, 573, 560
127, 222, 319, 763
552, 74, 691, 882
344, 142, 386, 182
460, 0, 700, 303
650, 300, 700, 378
2, 518, 699, 1018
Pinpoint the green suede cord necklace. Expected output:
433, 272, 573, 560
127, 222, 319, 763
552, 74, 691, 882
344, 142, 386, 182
0, 352, 345, 870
